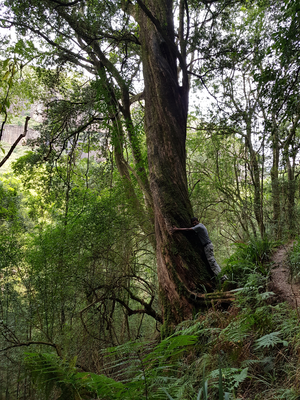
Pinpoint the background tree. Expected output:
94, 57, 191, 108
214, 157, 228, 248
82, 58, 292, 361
187, 122, 257, 243
191, 0, 300, 241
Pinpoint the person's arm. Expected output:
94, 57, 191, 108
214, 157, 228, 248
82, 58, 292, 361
172, 226, 193, 233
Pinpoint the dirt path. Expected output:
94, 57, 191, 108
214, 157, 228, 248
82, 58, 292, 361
268, 241, 300, 308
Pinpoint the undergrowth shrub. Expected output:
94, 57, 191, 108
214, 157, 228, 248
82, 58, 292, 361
23, 323, 249, 399
24, 352, 128, 400
222, 237, 277, 287
24, 302, 300, 400
23, 238, 300, 400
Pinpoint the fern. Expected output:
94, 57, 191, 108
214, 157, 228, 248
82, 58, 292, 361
24, 353, 71, 399
222, 238, 276, 286
145, 333, 198, 360
22, 305, 294, 400
254, 331, 289, 350
101, 332, 202, 399
175, 320, 205, 335
241, 356, 274, 368
24, 352, 131, 400
208, 367, 248, 392
274, 388, 300, 400
220, 318, 250, 343
162, 361, 232, 400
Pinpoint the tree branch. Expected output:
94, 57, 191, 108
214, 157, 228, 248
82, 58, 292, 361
130, 91, 144, 104
135, 0, 188, 89
0, 111, 8, 141
0, 116, 30, 168
0, 341, 63, 357
113, 296, 163, 323
0, 19, 94, 72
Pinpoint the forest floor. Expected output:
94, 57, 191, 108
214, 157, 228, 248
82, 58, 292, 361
268, 241, 300, 309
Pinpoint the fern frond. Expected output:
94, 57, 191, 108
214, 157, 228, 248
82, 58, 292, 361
24, 352, 134, 400
208, 367, 248, 392
241, 357, 274, 368
254, 331, 288, 350
220, 319, 250, 343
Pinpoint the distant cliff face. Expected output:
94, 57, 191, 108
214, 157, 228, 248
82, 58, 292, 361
1, 124, 39, 145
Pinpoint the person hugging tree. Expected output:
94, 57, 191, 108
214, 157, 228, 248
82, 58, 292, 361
173, 217, 228, 283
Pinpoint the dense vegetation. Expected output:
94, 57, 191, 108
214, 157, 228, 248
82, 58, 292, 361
1, 0, 300, 398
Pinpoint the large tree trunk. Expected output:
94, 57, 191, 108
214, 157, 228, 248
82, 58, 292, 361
138, 0, 215, 330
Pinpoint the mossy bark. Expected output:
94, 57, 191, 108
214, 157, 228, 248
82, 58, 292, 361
137, 0, 215, 327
